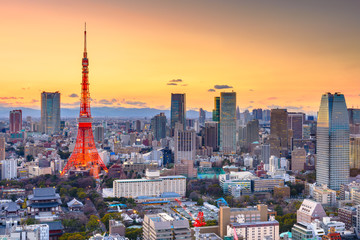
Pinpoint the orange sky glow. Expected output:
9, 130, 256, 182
1, 0, 360, 114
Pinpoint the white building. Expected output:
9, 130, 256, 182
313, 185, 337, 206
321, 217, 345, 235
143, 213, 191, 240
10, 224, 49, 240
113, 175, 186, 198
1, 159, 17, 180
228, 221, 280, 240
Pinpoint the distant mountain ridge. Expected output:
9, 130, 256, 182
0, 106, 212, 119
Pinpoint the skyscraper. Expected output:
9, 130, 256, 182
246, 119, 259, 147
212, 97, 220, 122
199, 108, 206, 126
0, 136, 5, 161
269, 109, 288, 158
252, 108, 263, 120
316, 92, 349, 190
151, 112, 167, 141
174, 123, 196, 164
170, 93, 186, 131
204, 122, 218, 150
9, 110, 22, 133
288, 112, 304, 140
220, 92, 236, 154
41, 91, 60, 135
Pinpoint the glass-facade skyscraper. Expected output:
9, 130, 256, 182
316, 92, 349, 190
151, 112, 167, 141
41, 91, 61, 135
170, 93, 186, 131
220, 92, 236, 154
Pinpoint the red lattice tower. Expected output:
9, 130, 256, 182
61, 24, 108, 179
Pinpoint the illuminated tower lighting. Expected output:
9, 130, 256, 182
61, 24, 108, 178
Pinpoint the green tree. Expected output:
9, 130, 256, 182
197, 198, 204, 206
86, 215, 100, 232
125, 228, 142, 240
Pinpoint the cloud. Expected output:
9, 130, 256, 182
69, 93, 79, 98
267, 97, 277, 100
181, 84, 188, 86
21, 87, 30, 91
214, 85, 233, 89
125, 101, 147, 107
249, 101, 254, 103
0, 97, 24, 100
249, 89, 254, 91
170, 79, 183, 83
208, 89, 215, 92
31, 99, 39, 103
98, 99, 116, 105
167, 83, 177, 86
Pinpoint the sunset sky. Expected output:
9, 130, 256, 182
1, 0, 360, 113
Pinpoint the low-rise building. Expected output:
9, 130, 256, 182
321, 217, 345, 235
67, 198, 84, 212
113, 175, 186, 198
291, 221, 325, 240
313, 185, 337, 206
296, 199, 327, 224
10, 224, 50, 240
228, 221, 280, 240
27, 187, 62, 222
252, 178, 284, 192
143, 213, 191, 240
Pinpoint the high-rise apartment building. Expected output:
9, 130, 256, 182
151, 112, 167, 141
317, 92, 349, 190
269, 109, 288, 158
41, 91, 60, 135
174, 124, 196, 164
9, 110, 22, 133
199, 108, 206, 126
170, 93, 186, 131
261, 144, 270, 164
263, 109, 271, 122
1, 159, 17, 180
220, 92, 236, 154
94, 126, 104, 143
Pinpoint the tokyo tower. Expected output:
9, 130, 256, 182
61, 24, 108, 179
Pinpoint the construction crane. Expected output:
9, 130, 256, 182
175, 199, 206, 240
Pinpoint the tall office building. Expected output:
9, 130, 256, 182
252, 108, 263, 120
174, 124, 196, 164
316, 92, 349, 190
204, 122, 218, 150
220, 92, 236, 154
0, 136, 5, 161
170, 93, 186, 131
348, 108, 360, 125
288, 112, 304, 140
291, 148, 306, 172
199, 108, 206, 126
262, 109, 271, 122
246, 119, 259, 146
350, 136, 360, 169
41, 91, 60, 135
213, 96, 220, 145
269, 109, 288, 158
151, 113, 167, 141
212, 97, 220, 122
9, 110, 22, 133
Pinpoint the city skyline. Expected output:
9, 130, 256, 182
1, 1, 360, 113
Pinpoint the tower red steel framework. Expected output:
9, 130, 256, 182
61, 24, 108, 179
